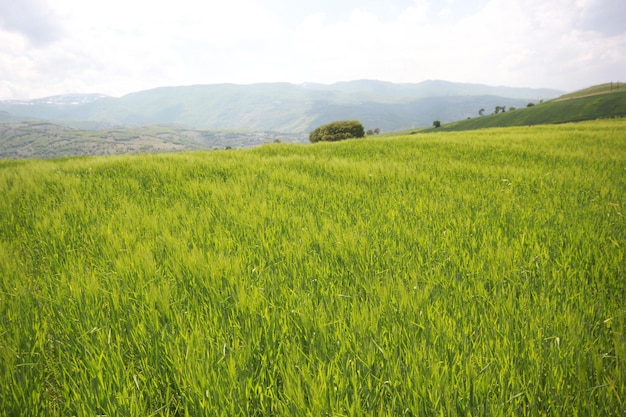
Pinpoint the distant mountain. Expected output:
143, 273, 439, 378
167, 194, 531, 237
2, 93, 110, 106
305, 80, 561, 101
0, 81, 564, 133
0, 111, 15, 122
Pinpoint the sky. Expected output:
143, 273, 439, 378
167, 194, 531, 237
0, 0, 624, 99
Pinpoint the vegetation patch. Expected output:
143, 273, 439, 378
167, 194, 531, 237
309, 120, 365, 142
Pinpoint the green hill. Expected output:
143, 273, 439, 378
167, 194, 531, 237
422, 85, 626, 132
554, 82, 626, 100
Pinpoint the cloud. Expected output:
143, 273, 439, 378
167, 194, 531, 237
263, 0, 416, 24
0, 0, 624, 99
576, 0, 626, 36
0, 0, 63, 45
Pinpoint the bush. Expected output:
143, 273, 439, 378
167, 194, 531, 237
309, 120, 365, 143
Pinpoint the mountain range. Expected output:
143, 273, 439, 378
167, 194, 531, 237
0, 80, 563, 133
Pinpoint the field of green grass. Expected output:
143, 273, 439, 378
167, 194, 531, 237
1, 120, 624, 415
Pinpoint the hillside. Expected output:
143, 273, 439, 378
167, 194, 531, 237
422, 86, 626, 132
0, 122, 305, 159
0, 80, 562, 133
554, 82, 625, 101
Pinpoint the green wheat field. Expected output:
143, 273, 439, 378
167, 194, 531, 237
1, 120, 624, 415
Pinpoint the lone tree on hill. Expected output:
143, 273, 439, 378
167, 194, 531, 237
432, 120, 441, 128
309, 120, 365, 143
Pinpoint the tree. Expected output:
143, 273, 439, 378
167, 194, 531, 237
479, 108, 485, 116
433, 120, 441, 128
309, 120, 365, 143
373, 128, 380, 134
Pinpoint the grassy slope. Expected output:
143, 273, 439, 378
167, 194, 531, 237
421, 88, 626, 132
555, 82, 626, 100
0, 120, 624, 415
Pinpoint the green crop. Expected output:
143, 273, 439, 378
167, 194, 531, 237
0, 120, 624, 415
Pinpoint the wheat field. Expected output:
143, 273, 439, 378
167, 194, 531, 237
0, 120, 624, 415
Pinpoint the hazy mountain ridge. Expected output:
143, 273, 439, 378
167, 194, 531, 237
2, 93, 110, 106
0, 80, 563, 132
304, 80, 561, 100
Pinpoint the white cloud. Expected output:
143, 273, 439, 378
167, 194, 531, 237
0, 0, 624, 99
0, 0, 63, 45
